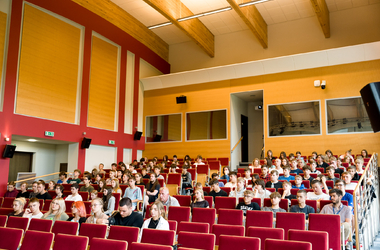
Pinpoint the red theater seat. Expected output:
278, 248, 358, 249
89, 238, 127, 250
288, 229, 328, 250
308, 213, 341, 250
53, 233, 88, 250
130, 242, 172, 250
212, 224, 244, 245
108, 225, 139, 250
245, 210, 273, 235
6, 216, 29, 231
191, 207, 216, 231
28, 218, 53, 232
275, 212, 305, 239
178, 221, 209, 234
173, 195, 191, 206
219, 235, 260, 250
247, 227, 284, 250
20, 230, 54, 250
177, 231, 215, 250
141, 228, 175, 246
0, 227, 23, 250
52, 220, 79, 235
218, 208, 243, 225
265, 239, 311, 250
79, 223, 107, 242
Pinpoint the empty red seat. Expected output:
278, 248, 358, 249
89, 238, 127, 250
168, 220, 177, 232
20, 230, 54, 250
220, 187, 231, 196
167, 206, 190, 230
245, 210, 273, 235
108, 225, 139, 250
52, 220, 79, 235
308, 213, 341, 250
178, 221, 209, 234
276, 212, 305, 239
130, 242, 172, 250
265, 239, 311, 250
0, 214, 7, 227
218, 158, 229, 166
214, 197, 236, 213
288, 229, 328, 250
218, 209, 243, 225
191, 207, 216, 231
141, 228, 175, 246
28, 218, 53, 232
173, 195, 191, 206
2, 197, 15, 208
212, 224, 244, 245
0, 227, 23, 250
53, 233, 88, 250
219, 235, 260, 250
177, 231, 215, 250
247, 226, 284, 250
6, 216, 29, 231
0, 208, 13, 215
42, 199, 52, 211
79, 223, 107, 242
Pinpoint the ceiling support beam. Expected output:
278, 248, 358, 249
227, 0, 267, 48
71, 0, 169, 61
310, 0, 330, 38
143, 0, 214, 57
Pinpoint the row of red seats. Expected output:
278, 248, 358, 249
0, 212, 336, 250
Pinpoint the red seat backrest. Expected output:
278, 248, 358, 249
218, 158, 229, 166
245, 210, 273, 234
276, 212, 305, 239
79, 223, 107, 242
264, 239, 311, 250
219, 235, 260, 250
178, 221, 209, 234
214, 197, 236, 213
219, 187, 231, 196
167, 173, 182, 185
108, 225, 139, 250
53, 234, 88, 250
141, 228, 175, 246
0, 215, 7, 227
288, 229, 328, 250
173, 195, 191, 206
191, 207, 216, 232
52, 220, 79, 235
0, 227, 23, 250
218, 209, 243, 225
19, 230, 54, 250
309, 213, 341, 250
89, 238, 127, 250
130, 242, 172, 250
177, 231, 215, 250
168, 206, 191, 229
28, 218, 53, 232
212, 224, 244, 245
247, 226, 284, 250
2, 198, 15, 208
6, 216, 29, 231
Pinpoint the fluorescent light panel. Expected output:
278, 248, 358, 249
148, 0, 269, 30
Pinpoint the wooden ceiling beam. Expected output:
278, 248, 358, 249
226, 0, 267, 48
71, 0, 169, 61
310, 0, 330, 38
143, 0, 214, 57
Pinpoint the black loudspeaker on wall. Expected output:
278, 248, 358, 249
360, 81, 380, 133
81, 137, 92, 149
3, 145, 16, 158
134, 131, 142, 140
176, 95, 187, 104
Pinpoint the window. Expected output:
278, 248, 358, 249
326, 97, 371, 134
145, 114, 181, 142
268, 101, 321, 137
186, 110, 227, 141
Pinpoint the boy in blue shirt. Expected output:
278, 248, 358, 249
278, 166, 295, 181
292, 175, 306, 190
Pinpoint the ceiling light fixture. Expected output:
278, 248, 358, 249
27, 139, 37, 142
148, 0, 270, 29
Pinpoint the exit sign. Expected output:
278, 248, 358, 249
108, 140, 115, 145
44, 131, 54, 137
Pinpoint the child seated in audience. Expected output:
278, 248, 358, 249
243, 168, 251, 183
289, 189, 315, 219
265, 170, 282, 191
225, 171, 238, 188
281, 181, 296, 206
309, 159, 321, 174
307, 180, 330, 211
220, 166, 230, 182
341, 171, 357, 190
278, 166, 295, 181
208, 178, 228, 201
211, 173, 224, 187
261, 192, 286, 218
4, 181, 18, 198
302, 166, 314, 182
135, 173, 144, 185
57, 172, 68, 184
169, 164, 178, 173
292, 175, 306, 190
253, 179, 271, 207
154, 166, 164, 180
260, 165, 271, 184
106, 170, 116, 185
66, 183, 83, 201
229, 177, 246, 202
141, 168, 150, 179
316, 174, 330, 190
23, 197, 43, 220
290, 159, 303, 174
273, 159, 283, 174
69, 169, 82, 184
236, 190, 260, 216
326, 166, 339, 183
90, 190, 98, 201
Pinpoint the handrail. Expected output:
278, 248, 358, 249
231, 136, 243, 154
353, 153, 379, 250
14, 172, 61, 183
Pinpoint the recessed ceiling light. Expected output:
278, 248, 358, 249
27, 139, 37, 142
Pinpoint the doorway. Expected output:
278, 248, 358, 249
8, 152, 33, 181
241, 115, 248, 162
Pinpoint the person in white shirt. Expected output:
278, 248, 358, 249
66, 183, 83, 201
138, 200, 169, 242
225, 171, 237, 188
341, 172, 357, 191
274, 159, 283, 174
23, 197, 43, 220
194, 155, 205, 166
307, 179, 330, 212
253, 179, 271, 207
229, 177, 246, 203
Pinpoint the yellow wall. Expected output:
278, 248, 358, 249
144, 59, 380, 158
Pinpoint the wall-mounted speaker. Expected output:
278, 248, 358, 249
154, 135, 162, 142
134, 131, 142, 140
360, 81, 380, 133
176, 96, 187, 104
3, 145, 16, 158
81, 137, 92, 149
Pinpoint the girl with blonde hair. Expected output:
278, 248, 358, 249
111, 178, 122, 195
8, 197, 26, 217
86, 198, 108, 224
138, 200, 169, 242
42, 198, 69, 221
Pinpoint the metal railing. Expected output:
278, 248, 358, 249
353, 153, 379, 250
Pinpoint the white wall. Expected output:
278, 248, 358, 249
168, 4, 380, 73
13, 141, 67, 179
84, 145, 117, 171
230, 95, 248, 170
123, 148, 132, 165
137, 150, 143, 162
68, 143, 79, 173
248, 102, 264, 161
